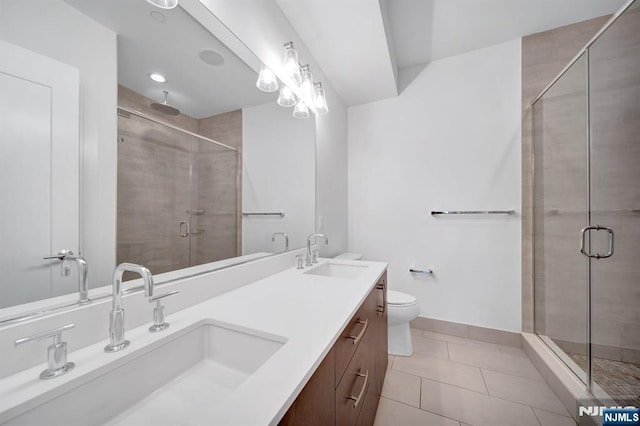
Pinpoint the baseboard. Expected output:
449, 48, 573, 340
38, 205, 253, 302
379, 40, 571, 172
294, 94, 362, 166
410, 316, 522, 348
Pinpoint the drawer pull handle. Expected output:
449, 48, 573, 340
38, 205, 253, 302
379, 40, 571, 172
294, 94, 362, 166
347, 370, 369, 408
346, 319, 368, 345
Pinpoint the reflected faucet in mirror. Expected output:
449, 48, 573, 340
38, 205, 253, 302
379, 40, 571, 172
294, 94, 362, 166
306, 233, 328, 267
104, 263, 154, 353
0, 0, 316, 317
272, 232, 289, 252
43, 250, 90, 305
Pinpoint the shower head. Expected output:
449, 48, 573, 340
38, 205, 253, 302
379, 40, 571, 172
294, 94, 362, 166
151, 90, 180, 116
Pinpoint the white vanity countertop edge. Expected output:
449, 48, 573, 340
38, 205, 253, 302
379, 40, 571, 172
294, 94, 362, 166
0, 258, 388, 425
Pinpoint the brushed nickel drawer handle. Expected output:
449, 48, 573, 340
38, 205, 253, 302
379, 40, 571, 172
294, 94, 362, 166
346, 319, 368, 345
347, 370, 369, 408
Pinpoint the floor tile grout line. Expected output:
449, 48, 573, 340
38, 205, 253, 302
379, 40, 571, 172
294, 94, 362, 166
392, 363, 487, 395
416, 372, 569, 416
478, 367, 489, 394
532, 406, 576, 421
415, 329, 522, 351
442, 356, 545, 383
404, 384, 466, 425
379, 392, 421, 410
393, 351, 545, 384
417, 377, 537, 425
446, 341, 451, 360
531, 404, 545, 426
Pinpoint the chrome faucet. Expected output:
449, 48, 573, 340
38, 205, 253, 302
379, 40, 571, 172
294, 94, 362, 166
104, 263, 154, 353
306, 233, 328, 266
43, 250, 90, 305
272, 232, 289, 252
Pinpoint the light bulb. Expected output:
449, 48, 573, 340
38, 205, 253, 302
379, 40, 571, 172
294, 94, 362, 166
146, 0, 178, 9
300, 65, 314, 102
293, 100, 309, 119
256, 64, 278, 93
283, 42, 302, 85
314, 83, 328, 115
277, 85, 296, 107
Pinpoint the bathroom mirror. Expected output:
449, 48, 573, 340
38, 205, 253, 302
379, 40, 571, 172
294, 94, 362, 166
0, 0, 316, 311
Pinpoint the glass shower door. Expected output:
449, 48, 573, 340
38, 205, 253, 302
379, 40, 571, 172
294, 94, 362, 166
189, 138, 239, 266
533, 53, 590, 384
117, 112, 192, 277
587, 0, 640, 406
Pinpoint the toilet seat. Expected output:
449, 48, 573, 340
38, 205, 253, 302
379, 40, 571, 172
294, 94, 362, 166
387, 290, 417, 307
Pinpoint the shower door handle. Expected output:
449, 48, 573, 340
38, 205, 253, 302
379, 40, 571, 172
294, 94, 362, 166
580, 225, 614, 259
179, 221, 190, 238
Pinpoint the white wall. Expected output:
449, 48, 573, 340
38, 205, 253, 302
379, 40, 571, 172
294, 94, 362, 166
0, 0, 117, 289
315, 99, 349, 257
242, 102, 316, 253
348, 39, 522, 332
199, 0, 349, 257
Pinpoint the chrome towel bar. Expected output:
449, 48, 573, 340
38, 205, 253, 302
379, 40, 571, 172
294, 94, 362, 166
242, 212, 285, 217
431, 210, 516, 216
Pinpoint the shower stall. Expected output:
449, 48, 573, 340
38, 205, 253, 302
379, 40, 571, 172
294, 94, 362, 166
116, 107, 240, 277
532, 0, 639, 406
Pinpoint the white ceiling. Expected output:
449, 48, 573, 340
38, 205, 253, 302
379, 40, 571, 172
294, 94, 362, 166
277, 0, 628, 106
65, 0, 274, 118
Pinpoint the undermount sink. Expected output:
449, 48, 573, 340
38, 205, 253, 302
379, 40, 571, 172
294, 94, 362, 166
10, 321, 286, 426
304, 262, 368, 279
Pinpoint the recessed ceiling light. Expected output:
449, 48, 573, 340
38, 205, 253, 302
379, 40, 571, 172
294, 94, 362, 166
149, 73, 166, 83
198, 49, 225, 66
150, 11, 166, 23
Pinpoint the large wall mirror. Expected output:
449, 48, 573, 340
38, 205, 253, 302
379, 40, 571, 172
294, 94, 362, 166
0, 0, 316, 312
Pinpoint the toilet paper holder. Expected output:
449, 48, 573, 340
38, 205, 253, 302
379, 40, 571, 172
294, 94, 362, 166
409, 267, 433, 275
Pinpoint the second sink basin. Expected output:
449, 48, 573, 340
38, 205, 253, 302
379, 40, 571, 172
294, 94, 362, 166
9, 320, 286, 426
305, 262, 368, 279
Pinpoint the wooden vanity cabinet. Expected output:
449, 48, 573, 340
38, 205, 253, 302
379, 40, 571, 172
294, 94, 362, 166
280, 272, 388, 426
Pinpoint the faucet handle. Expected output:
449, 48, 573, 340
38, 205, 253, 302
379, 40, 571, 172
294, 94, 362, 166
296, 254, 305, 269
148, 290, 178, 332
43, 249, 74, 260
15, 323, 75, 380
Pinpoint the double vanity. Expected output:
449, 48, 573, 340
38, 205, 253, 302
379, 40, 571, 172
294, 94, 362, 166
0, 253, 388, 425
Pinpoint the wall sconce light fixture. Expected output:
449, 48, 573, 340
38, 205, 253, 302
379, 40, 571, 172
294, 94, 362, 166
255, 41, 329, 119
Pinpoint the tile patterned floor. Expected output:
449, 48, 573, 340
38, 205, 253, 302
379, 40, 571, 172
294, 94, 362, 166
374, 329, 577, 426
569, 353, 640, 407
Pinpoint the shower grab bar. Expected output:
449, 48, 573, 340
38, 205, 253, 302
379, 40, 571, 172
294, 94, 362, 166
242, 212, 285, 217
431, 210, 516, 216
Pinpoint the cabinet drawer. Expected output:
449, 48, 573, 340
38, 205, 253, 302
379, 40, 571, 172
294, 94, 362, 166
336, 330, 373, 426
335, 294, 374, 387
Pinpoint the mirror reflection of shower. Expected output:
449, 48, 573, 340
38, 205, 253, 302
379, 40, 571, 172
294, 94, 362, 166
117, 86, 241, 280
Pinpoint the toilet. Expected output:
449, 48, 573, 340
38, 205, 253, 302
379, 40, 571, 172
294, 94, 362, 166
387, 290, 420, 356
333, 254, 420, 356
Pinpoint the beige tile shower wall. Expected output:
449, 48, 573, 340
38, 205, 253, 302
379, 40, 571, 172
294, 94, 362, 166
197, 110, 243, 258
521, 16, 609, 332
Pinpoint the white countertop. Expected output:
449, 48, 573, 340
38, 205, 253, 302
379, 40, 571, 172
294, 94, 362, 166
0, 258, 387, 425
